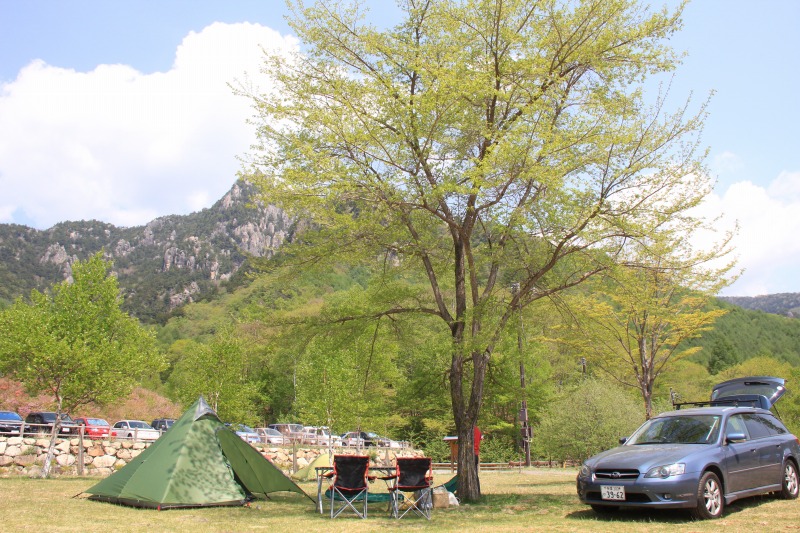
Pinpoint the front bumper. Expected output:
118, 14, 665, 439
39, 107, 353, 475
576, 473, 699, 509
0, 425, 22, 435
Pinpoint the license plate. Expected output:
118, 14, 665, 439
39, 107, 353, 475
600, 485, 625, 501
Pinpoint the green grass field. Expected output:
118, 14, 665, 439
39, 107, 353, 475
1, 469, 797, 532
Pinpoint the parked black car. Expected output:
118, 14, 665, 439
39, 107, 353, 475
24, 411, 77, 435
151, 418, 176, 432
0, 411, 23, 435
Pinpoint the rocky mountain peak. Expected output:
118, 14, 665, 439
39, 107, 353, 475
0, 180, 293, 323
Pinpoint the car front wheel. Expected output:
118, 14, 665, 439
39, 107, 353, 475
691, 471, 724, 520
780, 460, 799, 500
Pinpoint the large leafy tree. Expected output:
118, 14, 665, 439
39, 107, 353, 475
168, 324, 260, 424
561, 253, 731, 419
294, 322, 401, 434
241, 0, 714, 500
0, 252, 164, 477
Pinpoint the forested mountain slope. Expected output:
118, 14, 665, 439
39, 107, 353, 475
685, 301, 800, 370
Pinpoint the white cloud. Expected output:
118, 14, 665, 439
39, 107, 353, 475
0, 22, 297, 229
693, 173, 800, 296
767, 170, 800, 202
711, 150, 742, 175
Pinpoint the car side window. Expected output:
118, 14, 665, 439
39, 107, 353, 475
743, 414, 773, 440
748, 414, 787, 437
726, 414, 749, 440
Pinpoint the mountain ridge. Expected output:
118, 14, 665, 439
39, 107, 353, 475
0, 180, 293, 323
719, 293, 800, 319
2, 181, 797, 323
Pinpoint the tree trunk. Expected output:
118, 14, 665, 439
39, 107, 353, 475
41, 416, 61, 478
447, 230, 486, 500
456, 422, 478, 499
644, 388, 653, 420
41, 396, 65, 479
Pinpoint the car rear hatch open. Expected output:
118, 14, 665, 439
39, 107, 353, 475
711, 376, 786, 409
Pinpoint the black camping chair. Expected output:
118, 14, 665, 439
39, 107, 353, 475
382, 457, 434, 519
323, 455, 373, 518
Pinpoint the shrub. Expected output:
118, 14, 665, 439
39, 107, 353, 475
480, 434, 518, 463
532, 378, 644, 463
422, 437, 449, 462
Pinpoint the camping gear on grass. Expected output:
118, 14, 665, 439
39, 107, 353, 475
432, 486, 450, 508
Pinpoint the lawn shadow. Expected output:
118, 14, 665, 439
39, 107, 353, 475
565, 493, 781, 524
567, 507, 695, 524
722, 493, 782, 516
479, 490, 578, 506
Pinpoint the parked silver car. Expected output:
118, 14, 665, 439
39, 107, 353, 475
229, 423, 260, 444
267, 423, 305, 443
111, 420, 160, 441
576, 376, 800, 519
256, 427, 288, 445
301, 426, 342, 446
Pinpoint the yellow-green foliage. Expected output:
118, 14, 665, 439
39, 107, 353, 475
534, 378, 644, 462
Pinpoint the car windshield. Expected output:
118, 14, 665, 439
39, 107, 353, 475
129, 421, 152, 429
87, 418, 109, 426
627, 415, 721, 445
0, 412, 22, 421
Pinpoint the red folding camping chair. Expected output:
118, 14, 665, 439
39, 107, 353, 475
323, 455, 373, 518
382, 457, 434, 519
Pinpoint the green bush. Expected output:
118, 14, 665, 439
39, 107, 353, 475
480, 434, 519, 463
532, 378, 644, 463
422, 437, 449, 462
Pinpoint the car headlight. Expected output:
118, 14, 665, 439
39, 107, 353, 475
644, 463, 685, 478
579, 464, 591, 478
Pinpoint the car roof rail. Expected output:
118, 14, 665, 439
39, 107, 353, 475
672, 395, 771, 410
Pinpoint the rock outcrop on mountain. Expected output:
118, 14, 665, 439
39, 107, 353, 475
0, 180, 294, 323
720, 293, 800, 319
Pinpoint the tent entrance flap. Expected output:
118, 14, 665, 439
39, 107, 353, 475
217, 428, 309, 499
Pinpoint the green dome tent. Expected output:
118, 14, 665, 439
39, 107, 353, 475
85, 397, 310, 509
292, 451, 331, 481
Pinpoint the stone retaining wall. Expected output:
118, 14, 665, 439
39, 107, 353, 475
0, 435, 418, 478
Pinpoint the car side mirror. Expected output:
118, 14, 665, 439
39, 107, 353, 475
619, 437, 628, 445
726, 432, 747, 444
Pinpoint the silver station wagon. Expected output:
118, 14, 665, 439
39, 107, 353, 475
576, 376, 800, 519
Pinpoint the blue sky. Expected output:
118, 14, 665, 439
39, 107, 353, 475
1, 0, 798, 296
